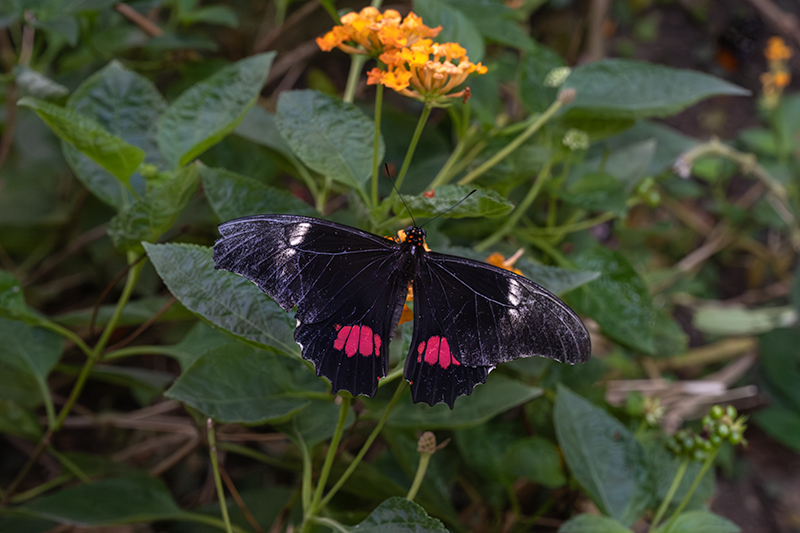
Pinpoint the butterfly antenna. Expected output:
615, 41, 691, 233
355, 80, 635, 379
421, 189, 477, 228
385, 163, 417, 226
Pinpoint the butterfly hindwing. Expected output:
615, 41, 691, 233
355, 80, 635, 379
405, 252, 591, 407
214, 215, 410, 397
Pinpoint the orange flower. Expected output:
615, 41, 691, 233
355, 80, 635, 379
315, 8, 441, 57
368, 40, 487, 104
485, 249, 524, 276
765, 37, 793, 62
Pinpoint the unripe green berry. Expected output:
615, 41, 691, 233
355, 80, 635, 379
709, 434, 723, 447
729, 429, 743, 445
710, 405, 724, 420
693, 448, 708, 461
716, 424, 731, 439
726, 405, 738, 419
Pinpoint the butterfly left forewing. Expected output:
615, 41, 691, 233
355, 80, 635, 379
405, 252, 590, 407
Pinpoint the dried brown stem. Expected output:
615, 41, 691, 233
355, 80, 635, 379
115, 3, 163, 37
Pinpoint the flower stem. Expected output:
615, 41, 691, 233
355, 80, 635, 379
371, 83, 385, 205
318, 380, 406, 509
406, 452, 431, 501
207, 419, 233, 533
651, 458, 689, 528
308, 395, 351, 515
661, 450, 718, 532
475, 162, 552, 252
394, 104, 432, 193
458, 99, 563, 186
343, 55, 368, 104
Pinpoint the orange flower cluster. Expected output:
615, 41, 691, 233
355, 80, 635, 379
368, 40, 487, 104
316, 8, 441, 57
761, 37, 793, 108
316, 7, 486, 104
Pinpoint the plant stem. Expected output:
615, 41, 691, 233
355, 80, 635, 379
296, 421, 313, 514
371, 83, 384, 206
394, 104, 432, 193
343, 55, 368, 104
207, 419, 233, 533
426, 125, 476, 189
406, 452, 431, 501
524, 211, 617, 237
318, 380, 406, 508
458, 99, 563, 186
475, 162, 552, 252
661, 450, 718, 533
308, 396, 351, 514
651, 458, 689, 527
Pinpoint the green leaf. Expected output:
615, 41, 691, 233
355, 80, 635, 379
563, 59, 749, 119
646, 440, 713, 516
561, 172, 628, 216
166, 343, 325, 424
0, 317, 62, 413
503, 436, 566, 488
171, 322, 237, 369
567, 246, 656, 354
17, 475, 189, 525
694, 305, 797, 336
0, 399, 42, 440
753, 391, 800, 452
276, 89, 383, 189
62, 60, 168, 210
441, 0, 534, 50
200, 165, 316, 221
18, 97, 145, 184
157, 52, 275, 167
0, 270, 33, 321
386, 375, 542, 428
107, 164, 199, 252
275, 400, 355, 446
144, 243, 298, 356
454, 420, 522, 484
519, 42, 565, 112
343, 497, 449, 533
54, 296, 192, 328
180, 5, 238, 27
413, 0, 484, 62
393, 185, 513, 219
14, 66, 69, 101
653, 511, 740, 533
604, 121, 698, 176
759, 328, 800, 410
234, 106, 294, 157
558, 514, 633, 533
516, 263, 600, 295
554, 386, 651, 526
651, 309, 689, 358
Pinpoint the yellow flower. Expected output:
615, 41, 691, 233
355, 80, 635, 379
315, 8, 441, 57
368, 40, 487, 104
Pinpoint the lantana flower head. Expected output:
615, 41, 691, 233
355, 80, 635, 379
761, 36, 793, 109
368, 40, 488, 104
316, 7, 441, 57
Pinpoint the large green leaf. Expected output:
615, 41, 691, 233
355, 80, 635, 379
519, 42, 565, 112
652, 511, 740, 533
16, 475, 189, 525
18, 97, 145, 184
200, 165, 316, 221
413, 0, 484, 62
344, 497, 449, 533
275, 89, 384, 189
444, 0, 534, 50
143, 243, 298, 356
558, 514, 632, 533
502, 436, 565, 488
0, 399, 42, 440
275, 399, 355, 446
759, 328, 800, 410
62, 60, 168, 209
516, 262, 600, 296
166, 343, 325, 424
561, 172, 628, 216
563, 59, 749, 119
233, 106, 294, 157
567, 246, 656, 354
157, 52, 275, 167
554, 386, 651, 526
393, 185, 513, 219
386, 375, 542, 428
0, 317, 62, 414
0, 270, 33, 322
107, 164, 199, 252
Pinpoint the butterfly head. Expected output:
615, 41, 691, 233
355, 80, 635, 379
404, 226, 427, 248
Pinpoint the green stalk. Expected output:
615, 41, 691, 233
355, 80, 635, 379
343, 55, 368, 104
651, 458, 689, 528
318, 380, 406, 508
35, 319, 92, 358
405, 452, 431, 502
296, 421, 313, 513
393, 104, 432, 192
104, 345, 189, 361
308, 396, 351, 514
371, 83, 385, 205
661, 450, 718, 533
207, 419, 233, 533
458, 99, 563, 186
475, 162, 552, 252
524, 212, 616, 237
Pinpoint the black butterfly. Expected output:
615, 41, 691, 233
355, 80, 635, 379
213, 215, 590, 408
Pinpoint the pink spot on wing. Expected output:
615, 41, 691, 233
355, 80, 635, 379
374, 333, 382, 356
419, 336, 461, 368
424, 336, 440, 366
344, 326, 360, 357
417, 341, 426, 362
334, 325, 351, 351
438, 337, 459, 368
358, 325, 374, 356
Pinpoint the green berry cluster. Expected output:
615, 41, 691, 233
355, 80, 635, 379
665, 405, 747, 461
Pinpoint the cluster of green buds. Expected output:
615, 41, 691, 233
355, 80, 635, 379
666, 405, 747, 461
